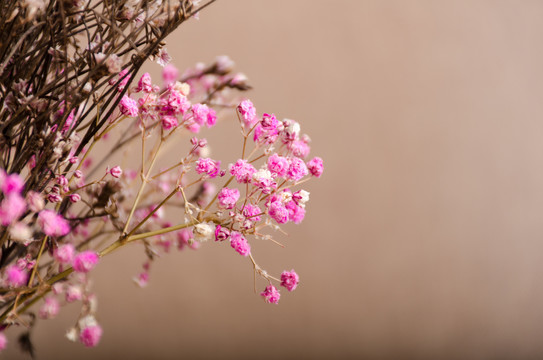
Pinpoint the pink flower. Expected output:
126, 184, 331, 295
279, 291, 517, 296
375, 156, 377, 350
242, 204, 262, 222
0, 332, 6, 352
39, 297, 60, 319
5, 265, 27, 287
217, 187, 240, 209
105, 54, 121, 74
287, 157, 309, 182
260, 285, 280, 304
162, 64, 179, 85
177, 228, 198, 250
2, 173, 24, 195
237, 99, 258, 128
112, 68, 130, 91
136, 72, 153, 93
285, 200, 306, 224
280, 270, 299, 291
54, 244, 75, 264
166, 90, 190, 115
72, 251, 99, 273
254, 113, 281, 144
195, 158, 221, 178
307, 157, 324, 178
268, 201, 289, 224
229, 159, 256, 184
191, 103, 209, 126
109, 165, 122, 178
69, 193, 81, 203
38, 210, 70, 237
0, 193, 26, 226
26, 191, 44, 212
267, 153, 289, 177
80, 325, 103, 347
161, 115, 178, 130
119, 95, 139, 117
214, 225, 230, 242
230, 231, 250, 256
65, 285, 83, 302
288, 140, 311, 158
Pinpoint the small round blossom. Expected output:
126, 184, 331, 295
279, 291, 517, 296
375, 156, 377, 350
105, 54, 121, 74
254, 113, 281, 144
65, 285, 83, 303
162, 64, 179, 85
0, 193, 26, 226
0, 332, 6, 352
217, 187, 240, 209
280, 270, 300, 292
136, 72, 153, 93
193, 223, 214, 242
292, 190, 310, 206
72, 251, 99, 273
38, 210, 70, 237
307, 157, 324, 178
69, 193, 81, 203
229, 159, 256, 183
56, 175, 68, 186
48, 192, 62, 203
242, 204, 262, 222
80, 325, 103, 348
177, 228, 198, 250
109, 165, 122, 178
237, 99, 258, 128
268, 201, 289, 224
2, 173, 24, 194
39, 297, 60, 319
267, 153, 289, 177
214, 225, 230, 242
230, 231, 250, 256
5, 265, 27, 287
119, 95, 139, 117
9, 222, 32, 243
288, 140, 311, 158
161, 115, 178, 130
73, 170, 83, 179
54, 244, 75, 264
166, 90, 190, 115
286, 200, 306, 224
252, 169, 276, 194
195, 158, 221, 178
287, 157, 309, 182
260, 285, 280, 304
26, 191, 44, 212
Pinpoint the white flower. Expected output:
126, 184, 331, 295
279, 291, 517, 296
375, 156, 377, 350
193, 223, 213, 242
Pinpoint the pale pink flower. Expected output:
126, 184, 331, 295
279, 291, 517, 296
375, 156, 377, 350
161, 115, 178, 130
39, 297, 60, 319
280, 270, 299, 291
5, 265, 27, 287
286, 200, 306, 224
242, 204, 262, 222
0, 193, 26, 226
260, 285, 280, 304
38, 210, 70, 237
2, 173, 24, 195
54, 244, 75, 264
80, 324, 103, 347
66, 285, 83, 302
105, 54, 121, 74
162, 64, 179, 85
0, 332, 6, 352
72, 251, 99, 273
69, 193, 81, 203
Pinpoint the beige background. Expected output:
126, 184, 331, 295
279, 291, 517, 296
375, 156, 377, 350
7, 1, 543, 358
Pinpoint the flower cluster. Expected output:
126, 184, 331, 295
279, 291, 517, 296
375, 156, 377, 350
0, 0, 322, 355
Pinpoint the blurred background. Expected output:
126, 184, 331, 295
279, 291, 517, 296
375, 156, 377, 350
7, 0, 543, 358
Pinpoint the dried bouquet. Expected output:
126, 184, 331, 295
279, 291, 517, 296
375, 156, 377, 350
0, 0, 323, 354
